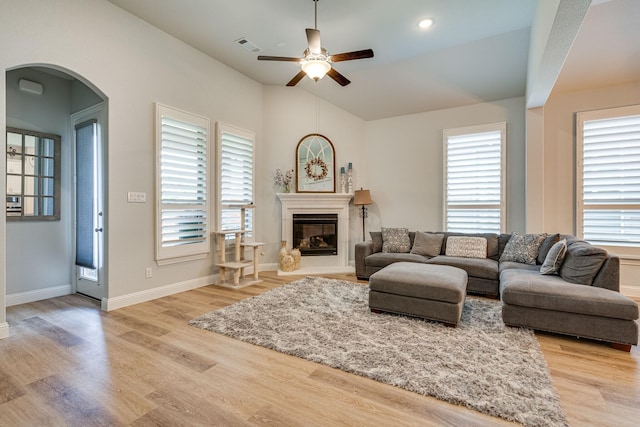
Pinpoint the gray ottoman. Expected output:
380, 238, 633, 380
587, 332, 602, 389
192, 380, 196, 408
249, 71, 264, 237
369, 262, 468, 326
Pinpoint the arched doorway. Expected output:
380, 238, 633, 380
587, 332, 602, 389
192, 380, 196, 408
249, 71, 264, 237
4, 65, 108, 307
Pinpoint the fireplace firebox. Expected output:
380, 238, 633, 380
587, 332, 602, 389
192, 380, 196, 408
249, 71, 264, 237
293, 213, 338, 256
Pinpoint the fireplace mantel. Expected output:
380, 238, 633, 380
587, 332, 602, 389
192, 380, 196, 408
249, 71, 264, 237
276, 193, 354, 204
277, 193, 354, 275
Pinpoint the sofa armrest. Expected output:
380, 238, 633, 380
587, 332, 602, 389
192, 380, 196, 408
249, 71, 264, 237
355, 240, 377, 279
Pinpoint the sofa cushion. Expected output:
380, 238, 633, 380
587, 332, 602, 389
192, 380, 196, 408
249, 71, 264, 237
410, 232, 443, 257
365, 252, 430, 268
427, 255, 499, 281
381, 227, 411, 253
444, 236, 487, 258
500, 269, 639, 320
559, 242, 608, 285
540, 239, 567, 275
499, 232, 547, 265
499, 261, 540, 273
537, 233, 560, 265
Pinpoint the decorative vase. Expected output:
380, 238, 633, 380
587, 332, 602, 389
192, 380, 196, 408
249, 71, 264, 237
283, 183, 290, 193
279, 241, 288, 264
280, 254, 295, 272
291, 247, 301, 270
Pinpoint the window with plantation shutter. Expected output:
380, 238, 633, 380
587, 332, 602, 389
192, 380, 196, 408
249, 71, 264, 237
156, 104, 210, 263
577, 105, 640, 247
216, 123, 255, 239
443, 122, 506, 233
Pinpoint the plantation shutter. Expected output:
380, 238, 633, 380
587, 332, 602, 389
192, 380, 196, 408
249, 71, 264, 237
444, 123, 505, 233
579, 112, 640, 245
219, 127, 254, 234
156, 104, 210, 262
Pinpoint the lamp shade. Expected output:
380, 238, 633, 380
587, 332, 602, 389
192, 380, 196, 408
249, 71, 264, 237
354, 189, 372, 205
301, 59, 331, 81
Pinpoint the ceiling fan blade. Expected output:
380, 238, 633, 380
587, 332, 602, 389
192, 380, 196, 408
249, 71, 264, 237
330, 49, 374, 63
286, 70, 307, 87
306, 28, 322, 54
257, 55, 301, 62
327, 68, 351, 86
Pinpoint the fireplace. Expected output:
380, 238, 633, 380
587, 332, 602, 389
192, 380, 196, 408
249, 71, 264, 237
277, 192, 354, 275
293, 213, 338, 256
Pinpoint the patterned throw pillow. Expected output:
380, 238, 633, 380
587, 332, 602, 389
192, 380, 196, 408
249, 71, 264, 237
445, 236, 487, 259
540, 239, 567, 275
381, 227, 411, 253
499, 232, 547, 265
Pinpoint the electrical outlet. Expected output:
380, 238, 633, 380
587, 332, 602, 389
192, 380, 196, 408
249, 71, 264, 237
145, 267, 152, 278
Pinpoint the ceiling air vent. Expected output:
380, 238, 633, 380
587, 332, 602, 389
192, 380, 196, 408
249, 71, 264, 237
236, 38, 262, 53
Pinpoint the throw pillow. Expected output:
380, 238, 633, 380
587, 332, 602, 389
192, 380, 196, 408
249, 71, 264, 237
444, 236, 487, 259
559, 242, 608, 285
499, 232, 547, 265
381, 227, 411, 253
540, 239, 567, 275
537, 233, 560, 265
369, 231, 383, 253
410, 232, 444, 257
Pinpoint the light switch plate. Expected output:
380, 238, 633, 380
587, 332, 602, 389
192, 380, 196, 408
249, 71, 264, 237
127, 191, 146, 203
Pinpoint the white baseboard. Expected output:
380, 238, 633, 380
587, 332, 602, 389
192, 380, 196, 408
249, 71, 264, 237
103, 261, 284, 310
261, 262, 278, 272
6, 285, 72, 307
621, 285, 640, 298
0, 322, 9, 339
102, 274, 217, 311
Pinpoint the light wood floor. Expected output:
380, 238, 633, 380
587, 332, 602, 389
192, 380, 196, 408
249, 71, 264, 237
1, 272, 638, 426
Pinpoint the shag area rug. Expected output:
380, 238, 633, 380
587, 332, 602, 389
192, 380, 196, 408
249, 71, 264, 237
190, 277, 567, 426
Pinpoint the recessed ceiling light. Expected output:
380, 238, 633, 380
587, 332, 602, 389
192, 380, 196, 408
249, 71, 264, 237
418, 18, 434, 30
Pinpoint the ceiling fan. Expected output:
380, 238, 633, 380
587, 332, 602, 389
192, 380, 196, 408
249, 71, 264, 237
257, 0, 374, 87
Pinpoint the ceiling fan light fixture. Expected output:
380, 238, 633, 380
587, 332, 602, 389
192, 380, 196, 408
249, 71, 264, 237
301, 58, 331, 81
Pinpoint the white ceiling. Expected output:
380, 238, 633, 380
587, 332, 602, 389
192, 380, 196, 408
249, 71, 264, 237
107, 0, 639, 121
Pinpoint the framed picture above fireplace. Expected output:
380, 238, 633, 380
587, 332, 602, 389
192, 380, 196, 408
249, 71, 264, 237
296, 134, 335, 193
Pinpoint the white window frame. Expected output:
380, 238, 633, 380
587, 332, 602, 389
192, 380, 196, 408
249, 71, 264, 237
576, 104, 640, 248
155, 103, 210, 264
216, 122, 255, 240
443, 122, 507, 233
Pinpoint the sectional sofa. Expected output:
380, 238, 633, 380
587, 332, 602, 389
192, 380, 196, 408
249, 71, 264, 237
355, 230, 639, 350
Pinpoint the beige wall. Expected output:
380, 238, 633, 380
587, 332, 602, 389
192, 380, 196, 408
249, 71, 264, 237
260, 86, 367, 264
364, 97, 527, 234
0, 0, 263, 320
535, 81, 640, 295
